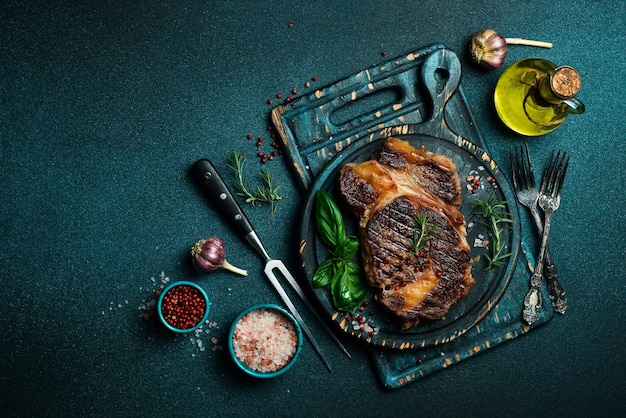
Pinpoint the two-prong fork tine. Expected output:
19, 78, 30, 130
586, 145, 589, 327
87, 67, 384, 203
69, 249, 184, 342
515, 148, 570, 324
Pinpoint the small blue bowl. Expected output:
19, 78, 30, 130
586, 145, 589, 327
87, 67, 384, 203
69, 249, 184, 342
228, 304, 303, 378
157, 281, 210, 333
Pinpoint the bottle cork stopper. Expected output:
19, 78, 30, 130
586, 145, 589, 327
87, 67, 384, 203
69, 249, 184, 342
550, 66, 581, 99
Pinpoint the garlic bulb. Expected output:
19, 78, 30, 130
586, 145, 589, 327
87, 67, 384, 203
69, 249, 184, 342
470, 29, 553, 70
191, 237, 248, 276
470, 29, 508, 70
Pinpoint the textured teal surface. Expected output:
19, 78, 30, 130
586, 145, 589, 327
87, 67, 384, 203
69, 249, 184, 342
1, 1, 625, 417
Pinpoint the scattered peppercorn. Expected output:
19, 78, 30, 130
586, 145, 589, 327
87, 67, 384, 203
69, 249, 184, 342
251, 75, 321, 163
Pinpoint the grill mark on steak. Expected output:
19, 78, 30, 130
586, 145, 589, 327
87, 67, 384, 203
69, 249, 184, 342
376, 144, 407, 169
376, 139, 462, 207
337, 166, 378, 217
410, 162, 460, 207
338, 137, 474, 329
365, 198, 418, 286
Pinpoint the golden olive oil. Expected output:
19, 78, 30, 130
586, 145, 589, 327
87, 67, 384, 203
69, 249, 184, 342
494, 58, 582, 136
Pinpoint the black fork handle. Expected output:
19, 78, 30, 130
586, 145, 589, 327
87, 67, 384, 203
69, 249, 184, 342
191, 158, 255, 239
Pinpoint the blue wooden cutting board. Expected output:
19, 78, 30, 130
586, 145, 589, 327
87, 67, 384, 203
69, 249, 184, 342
271, 43, 553, 389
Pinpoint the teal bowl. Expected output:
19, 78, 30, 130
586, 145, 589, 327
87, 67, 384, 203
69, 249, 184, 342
157, 281, 210, 333
228, 304, 303, 378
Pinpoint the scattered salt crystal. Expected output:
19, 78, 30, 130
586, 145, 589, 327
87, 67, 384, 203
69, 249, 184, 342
474, 237, 489, 248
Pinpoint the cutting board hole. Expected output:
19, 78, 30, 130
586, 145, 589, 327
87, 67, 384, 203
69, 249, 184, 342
330, 87, 404, 127
434, 68, 450, 95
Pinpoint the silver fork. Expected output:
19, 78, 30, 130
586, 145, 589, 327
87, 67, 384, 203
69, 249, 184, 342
520, 150, 570, 325
510, 145, 567, 315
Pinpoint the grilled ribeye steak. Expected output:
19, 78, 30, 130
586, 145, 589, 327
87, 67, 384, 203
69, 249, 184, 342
338, 138, 474, 329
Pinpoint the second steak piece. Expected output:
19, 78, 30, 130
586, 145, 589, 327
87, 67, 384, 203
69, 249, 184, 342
338, 138, 475, 329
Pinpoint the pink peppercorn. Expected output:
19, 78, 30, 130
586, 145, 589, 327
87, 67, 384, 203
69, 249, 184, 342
161, 285, 206, 330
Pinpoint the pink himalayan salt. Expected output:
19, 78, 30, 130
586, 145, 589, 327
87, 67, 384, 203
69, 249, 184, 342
232, 308, 298, 373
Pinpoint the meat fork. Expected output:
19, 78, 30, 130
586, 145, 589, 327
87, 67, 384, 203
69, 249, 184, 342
519, 150, 570, 325
510, 145, 567, 315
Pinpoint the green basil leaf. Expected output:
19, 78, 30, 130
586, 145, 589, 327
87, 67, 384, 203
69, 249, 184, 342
331, 260, 367, 312
315, 190, 367, 312
312, 259, 334, 288
345, 261, 366, 291
332, 235, 359, 259
315, 190, 346, 249
330, 260, 350, 310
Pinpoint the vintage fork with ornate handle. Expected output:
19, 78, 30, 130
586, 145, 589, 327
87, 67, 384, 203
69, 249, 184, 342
510, 145, 567, 314
522, 150, 570, 325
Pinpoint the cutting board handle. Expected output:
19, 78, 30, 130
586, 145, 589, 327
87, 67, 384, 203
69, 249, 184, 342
272, 44, 473, 190
416, 48, 462, 140
322, 48, 462, 138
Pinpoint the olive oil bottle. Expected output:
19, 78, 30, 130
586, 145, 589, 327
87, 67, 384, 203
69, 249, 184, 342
494, 58, 584, 136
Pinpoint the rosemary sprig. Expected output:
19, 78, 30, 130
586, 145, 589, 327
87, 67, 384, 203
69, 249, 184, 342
226, 150, 284, 215
411, 213, 440, 255
472, 191, 513, 270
